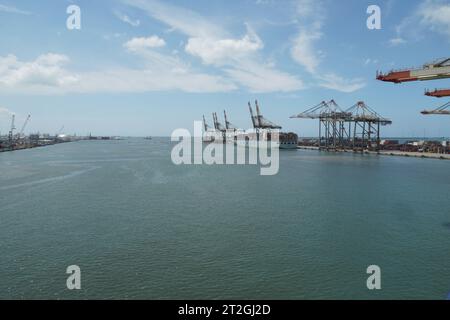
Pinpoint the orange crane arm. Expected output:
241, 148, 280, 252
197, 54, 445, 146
424, 88, 450, 98
377, 58, 450, 83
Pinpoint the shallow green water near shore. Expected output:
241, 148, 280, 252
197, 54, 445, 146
0, 138, 449, 299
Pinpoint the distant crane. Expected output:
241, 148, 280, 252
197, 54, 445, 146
421, 101, 450, 115
251, 100, 281, 129
212, 112, 226, 132
248, 102, 257, 128
290, 100, 391, 151
202, 115, 209, 132
8, 114, 16, 144
56, 125, 64, 136
16, 114, 31, 140
223, 110, 237, 130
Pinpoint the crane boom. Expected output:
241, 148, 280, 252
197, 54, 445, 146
56, 125, 64, 136
223, 110, 229, 130
377, 58, 450, 83
425, 88, 450, 98
248, 102, 256, 128
421, 101, 450, 115
19, 115, 31, 136
202, 115, 209, 132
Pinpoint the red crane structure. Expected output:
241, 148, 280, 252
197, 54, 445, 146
377, 57, 450, 116
377, 58, 450, 83
424, 88, 450, 98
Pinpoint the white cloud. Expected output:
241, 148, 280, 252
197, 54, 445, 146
0, 106, 14, 116
295, 0, 323, 21
0, 4, 31, 15
185, 26, 263, 66
290, 0, 365, 93
291, 30, 322, 74
318, 73, 366, 93
388, 37, 407, 46
0, 52, 236, 94
364, 58, 378, 65
77, 68, 236, 93
103, 33, 124, 40
391, 0, 450, 44
114, 11, 140, 27
255, 0, 274, 4
0, 53, 79, 91
290, 0, 324, 74
225, 61, 304, 93
417, 0, 450, 38
124, 35, 166, 51
125, 0, 303, 93
124, 0, 225, 38
120, 39, 237, 92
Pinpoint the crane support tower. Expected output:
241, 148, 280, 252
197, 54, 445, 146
291, 100, 391, 151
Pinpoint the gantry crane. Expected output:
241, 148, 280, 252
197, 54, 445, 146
290, 100, 353, 150
290, 100, 391, 151
248, 100, 281, 129
421, 101, 450, 115
424, 88, 450, 98
377, 57, 450, 116
345, 101, 392, 150
377, 58, 450, 83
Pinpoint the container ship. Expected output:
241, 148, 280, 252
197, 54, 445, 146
202, 100, 298, 149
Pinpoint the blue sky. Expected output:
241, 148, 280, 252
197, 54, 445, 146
0, 0, 449, 137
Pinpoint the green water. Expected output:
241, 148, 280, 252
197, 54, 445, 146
0, 138, 449, 299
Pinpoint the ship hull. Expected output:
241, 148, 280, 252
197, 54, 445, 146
279, 142, 298, 149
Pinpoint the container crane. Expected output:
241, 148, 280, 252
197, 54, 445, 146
212, 113, 226, 132
290, 100, 390, 151
202, 115, 209, 132
223, 110, 237, 130
16, 114, 31, 140
248, 102, 258, 128
252, 100, 281, 129
377, 58, 450, 83
424, 88, 450, 98
421, 101, 450, 115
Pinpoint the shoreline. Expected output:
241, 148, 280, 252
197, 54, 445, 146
297, 146, 450, 160
0, 141, 74, 153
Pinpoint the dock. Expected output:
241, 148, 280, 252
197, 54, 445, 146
297, 146, 450, 160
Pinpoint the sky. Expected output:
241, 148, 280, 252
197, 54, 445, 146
0, 0, 449, 137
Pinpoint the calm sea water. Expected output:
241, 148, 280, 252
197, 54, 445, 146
0, 138, 449, 299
